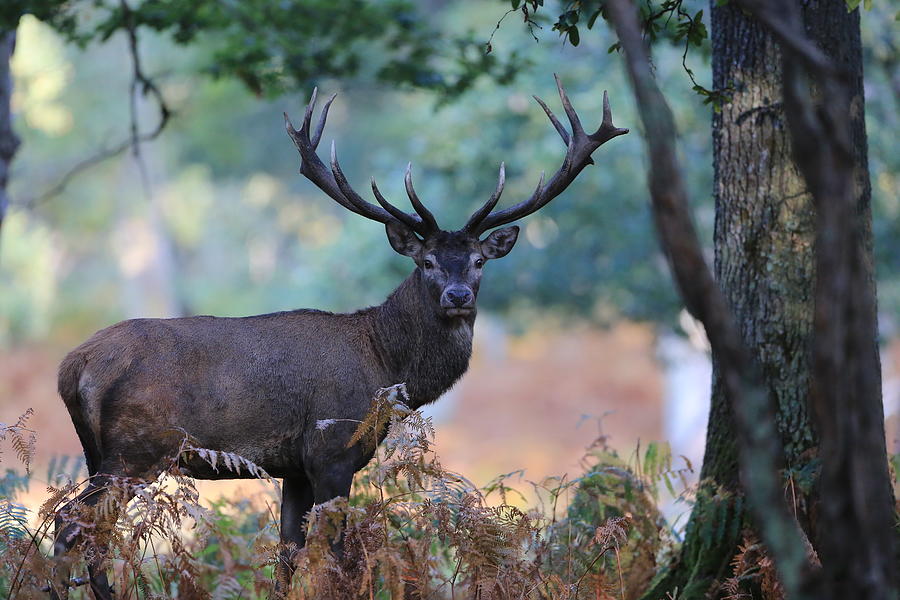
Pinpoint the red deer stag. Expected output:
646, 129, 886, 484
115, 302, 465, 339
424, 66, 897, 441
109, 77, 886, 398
51, 75, 627, 599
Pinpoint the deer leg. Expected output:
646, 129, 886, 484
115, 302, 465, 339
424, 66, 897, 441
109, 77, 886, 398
52, 470, 139, 600
310, 465, 355, 557
51, 476, 117, 600
273, 474, 314, 599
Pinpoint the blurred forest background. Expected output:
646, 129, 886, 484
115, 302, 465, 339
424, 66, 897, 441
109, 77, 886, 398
1, 0, 898, 519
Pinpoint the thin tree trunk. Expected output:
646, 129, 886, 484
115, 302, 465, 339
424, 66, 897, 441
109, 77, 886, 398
781, 2, 895, 596
0, 29, 19, 245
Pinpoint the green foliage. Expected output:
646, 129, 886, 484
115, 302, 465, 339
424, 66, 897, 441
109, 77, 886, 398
845, 0, 873, 11
536, 0, 732, 108
5, 5, 706, 341
3, 0, 898, 342
0, 498, 28, 540
6, 0, 520, 98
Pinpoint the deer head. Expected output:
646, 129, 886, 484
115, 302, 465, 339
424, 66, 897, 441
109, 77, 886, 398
284, 76, 628, 320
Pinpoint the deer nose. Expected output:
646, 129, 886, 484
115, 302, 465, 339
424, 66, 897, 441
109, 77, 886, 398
443, 286, 473, 308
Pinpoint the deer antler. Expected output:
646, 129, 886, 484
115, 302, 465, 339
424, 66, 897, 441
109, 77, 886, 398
464, 75, 629, 235
285, 89, 438, 236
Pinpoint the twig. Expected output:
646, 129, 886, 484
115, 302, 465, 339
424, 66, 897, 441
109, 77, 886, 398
572, 545, 614, 596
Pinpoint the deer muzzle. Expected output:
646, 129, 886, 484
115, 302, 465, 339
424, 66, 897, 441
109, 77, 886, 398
441, 285, 474, 316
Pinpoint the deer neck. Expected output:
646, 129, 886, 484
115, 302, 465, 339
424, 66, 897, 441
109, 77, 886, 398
372, 269, 474, 409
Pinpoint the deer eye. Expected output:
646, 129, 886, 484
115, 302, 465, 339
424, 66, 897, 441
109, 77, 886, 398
474, 258, 484, 269
423, 259, 434, 270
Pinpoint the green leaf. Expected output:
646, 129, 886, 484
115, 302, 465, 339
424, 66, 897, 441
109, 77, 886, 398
569, 25, 580, 46
845, 0, 861, 9
511, 0, 521, 9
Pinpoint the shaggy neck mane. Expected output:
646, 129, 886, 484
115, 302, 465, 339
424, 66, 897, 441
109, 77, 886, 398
371, 269, 474, 409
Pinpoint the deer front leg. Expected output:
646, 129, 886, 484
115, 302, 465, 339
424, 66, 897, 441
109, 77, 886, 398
309, 463, 355, 557
273, 474, 314, 599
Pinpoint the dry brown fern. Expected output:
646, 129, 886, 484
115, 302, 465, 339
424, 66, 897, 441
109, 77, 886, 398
1, 408, 37, 474
2, 395, 696, 599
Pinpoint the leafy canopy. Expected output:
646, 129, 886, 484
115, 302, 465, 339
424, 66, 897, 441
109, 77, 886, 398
1, 0, 521, 97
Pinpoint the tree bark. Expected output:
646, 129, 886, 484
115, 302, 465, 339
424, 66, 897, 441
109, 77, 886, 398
711, 4, 818, 476
642, 1, 892, 597
642, 6, 817, 597
606, 1, 815, 598
0, 29, 19, 245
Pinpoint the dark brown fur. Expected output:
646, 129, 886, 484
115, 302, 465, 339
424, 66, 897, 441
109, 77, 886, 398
52, 226, 518, 599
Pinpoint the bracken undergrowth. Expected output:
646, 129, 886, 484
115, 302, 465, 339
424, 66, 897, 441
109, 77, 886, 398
2, 386, 894, 599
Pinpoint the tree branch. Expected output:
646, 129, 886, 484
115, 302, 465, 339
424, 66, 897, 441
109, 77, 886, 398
603, 0, 815, 597
19, 2, 171, 210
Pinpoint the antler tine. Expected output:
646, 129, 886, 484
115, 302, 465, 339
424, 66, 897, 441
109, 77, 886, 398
285, 109, 365, 216
302, 87, 318, 134
370, 176, 425, 232
471, 76, 628, 235
286, 91, 433, 233
591, 90, 630, 144
330, 141, 423, 231
463, 163, 506, 233
311, 93, 337, 149
554, 73, 585, 138
405, 164, 439, 233
533, 95, 570, 147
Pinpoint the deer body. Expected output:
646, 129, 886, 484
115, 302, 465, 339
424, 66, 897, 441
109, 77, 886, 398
52, 77, 627, 600
59, 269, 474, 483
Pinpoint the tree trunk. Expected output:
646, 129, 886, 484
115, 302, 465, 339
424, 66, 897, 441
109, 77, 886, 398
642, 6, 816, 597
0, 29, 19, 245
642, 2, 887, 597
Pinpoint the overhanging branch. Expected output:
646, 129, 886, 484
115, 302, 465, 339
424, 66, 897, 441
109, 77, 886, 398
19, 1, 171, 211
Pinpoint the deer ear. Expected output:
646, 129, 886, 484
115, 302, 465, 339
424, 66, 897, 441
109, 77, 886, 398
480, 226, 519, 260
386, 221, 424, 260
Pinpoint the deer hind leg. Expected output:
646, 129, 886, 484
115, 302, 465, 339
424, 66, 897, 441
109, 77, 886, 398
273, 474, 314, 599
51, 472, 138, 600
51, 477, 109, 599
